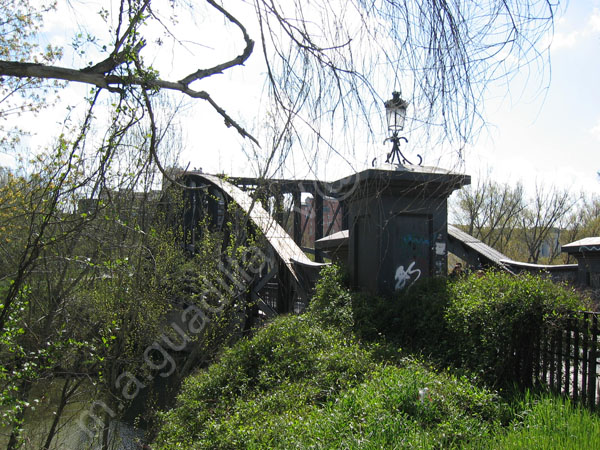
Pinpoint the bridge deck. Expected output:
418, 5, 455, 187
192, 174, 325, 307
198, 174, 317, 266
447, 224, 512, 269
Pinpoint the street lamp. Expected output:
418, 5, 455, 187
384, 90, 422, 167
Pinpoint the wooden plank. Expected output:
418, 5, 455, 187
542, 333, 549, 385
550, 333, 556, 390
573, 317, 580, 401
565, 327, 570, 397
588, 315, 598, 410
533, 328, 541, 385
582, 316, 589, 403
557, 329, 563, 393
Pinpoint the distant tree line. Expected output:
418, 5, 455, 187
452, 175, 600, 264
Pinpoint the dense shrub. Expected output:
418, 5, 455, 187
445, 271, 587, 387
153, 267, 595, 449
310, 265, 452, 357
308, 264, 354, 331
346, 268, 588, 388
153, 314, 373, 449
352, 277, 451, 355
154, 317, 506, 449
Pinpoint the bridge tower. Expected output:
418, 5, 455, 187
337, 166, 469, 295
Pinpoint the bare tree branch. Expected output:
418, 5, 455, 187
179, 0, 255, 84
1, 0, 559, 165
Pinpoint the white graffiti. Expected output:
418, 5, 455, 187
394, 261, 421, 290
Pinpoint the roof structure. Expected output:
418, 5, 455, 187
447, 225, 512, 269
312, 225, 582, 276
500, 259, 577, 271
197, 174, 319, 270
314, 230, 349, 249
179, 172, 583, 280
561, 237, 600, 253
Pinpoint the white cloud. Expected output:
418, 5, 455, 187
591, 117, 600, 141
589, 8, 600, 32
551, 30, 582, 50
550, 8, 600, 52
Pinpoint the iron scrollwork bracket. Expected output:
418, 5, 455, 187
383, 134, 422, 167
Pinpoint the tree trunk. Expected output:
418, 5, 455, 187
6, 379, 32, 450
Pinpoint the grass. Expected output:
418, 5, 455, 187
470, 393, 600, 450
275, 362, 505, 449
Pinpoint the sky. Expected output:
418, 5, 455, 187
459, 0, 600, 195
2, 0, 600, 198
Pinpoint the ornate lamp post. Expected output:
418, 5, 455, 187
384, 90, 422, 167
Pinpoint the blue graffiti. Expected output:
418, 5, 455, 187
402, 235, 430, 246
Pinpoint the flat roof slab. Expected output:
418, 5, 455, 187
562, 237, 600, 253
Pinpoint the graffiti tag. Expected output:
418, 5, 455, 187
394, 261, 421, 290
402, 235, 430, 246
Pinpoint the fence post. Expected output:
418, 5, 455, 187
565, 322, 571, 397
550, 331, 556, 390
542, 328, 549, 385
588, 314, 598, 411
533, 327, 541, 386
573, 316, 579, 402
582, 314, 589, 404
557, 328, 563, 393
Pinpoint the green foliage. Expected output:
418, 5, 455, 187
467, 392, 600, 449
308, 265, 451, 355
346, 268, 587, 388
306, 264, 589, 392
0, 282, 29, 429
0, 148, 277, 448
154, 322, 507, 450
307, 264, 354, 331
445, 271, 586, 386
153, 267, 598, 449
352, 277, 451, 356
280, 360, 505, 450
154, 315, 373, 449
